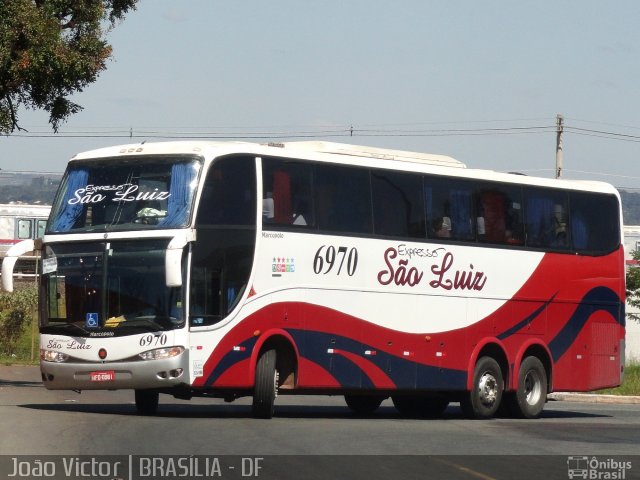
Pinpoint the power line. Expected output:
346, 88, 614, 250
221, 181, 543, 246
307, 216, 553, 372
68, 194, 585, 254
565, 127, 640, 143
3, 124, 556, 139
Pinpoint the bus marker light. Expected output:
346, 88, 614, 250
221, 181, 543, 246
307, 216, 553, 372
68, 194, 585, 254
233, 346, 246, 352
327, 349, 335, 354
98, 348, 107, 360
403, 351, 414, 357
253, 330, 261, 336
364, 350, 377, 356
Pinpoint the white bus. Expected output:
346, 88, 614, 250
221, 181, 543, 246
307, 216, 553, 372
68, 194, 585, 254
2, 141, 625, 419
0, 203, 50, 277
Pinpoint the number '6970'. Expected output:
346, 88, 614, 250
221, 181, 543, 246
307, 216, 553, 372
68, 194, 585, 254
139, 334, 167, 347
313, 246, 358, 276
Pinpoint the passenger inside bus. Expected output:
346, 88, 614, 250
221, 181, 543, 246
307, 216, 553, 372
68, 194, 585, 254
433, 217, 452, 238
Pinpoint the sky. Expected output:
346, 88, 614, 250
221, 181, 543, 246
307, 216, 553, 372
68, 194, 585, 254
3, 1, 640, 188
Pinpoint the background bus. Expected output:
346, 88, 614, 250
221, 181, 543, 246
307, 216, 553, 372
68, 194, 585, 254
0, 203, 50, 279
3, 141, 624, 419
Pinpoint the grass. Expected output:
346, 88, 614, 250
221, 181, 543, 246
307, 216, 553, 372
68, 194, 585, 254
0, 316, 38, 365
592, 363, 640, 396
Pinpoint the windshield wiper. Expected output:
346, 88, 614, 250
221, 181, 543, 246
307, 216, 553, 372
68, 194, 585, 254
45, 322, 92, 336
122, 316, 170, 331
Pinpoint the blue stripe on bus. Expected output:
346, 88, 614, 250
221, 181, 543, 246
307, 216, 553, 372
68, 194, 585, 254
203, 329, 467, 390
496, 294, 557, 340
288, 329, 466, 391
203, 337, 256, 387
548, 286, 622, 362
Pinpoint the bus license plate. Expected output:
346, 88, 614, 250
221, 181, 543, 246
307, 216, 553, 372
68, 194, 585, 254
90, 371, 115, 382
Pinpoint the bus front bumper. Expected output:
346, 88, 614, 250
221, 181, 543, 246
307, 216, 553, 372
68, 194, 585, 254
40, 351, 189, 390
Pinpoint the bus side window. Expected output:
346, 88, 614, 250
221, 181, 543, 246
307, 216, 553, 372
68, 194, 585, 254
262, 158, 314, 228
37, 219, 47, 239
196, 156, 256, 226
524, 188, 569, 250
569, 191, 620, 253
477, 185, 523, 245
315, 164, 372, 234
425, 176, 475, 242
372, 170, 425, 238
17, 219, 32, 239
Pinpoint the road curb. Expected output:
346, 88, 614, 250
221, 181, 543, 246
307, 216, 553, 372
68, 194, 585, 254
548, 392, 640, 404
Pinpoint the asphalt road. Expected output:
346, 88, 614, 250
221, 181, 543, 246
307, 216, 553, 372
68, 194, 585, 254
1, 365, 639, 480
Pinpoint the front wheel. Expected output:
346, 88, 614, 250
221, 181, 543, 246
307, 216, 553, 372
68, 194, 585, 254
252, 349, 278, 419
134, 389, 159, 415
506, 356, 547, 419
461, 356, 503, 419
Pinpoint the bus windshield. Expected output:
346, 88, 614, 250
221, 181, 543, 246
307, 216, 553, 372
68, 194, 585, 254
47, 155, 202, 233
41, 240, 184, 335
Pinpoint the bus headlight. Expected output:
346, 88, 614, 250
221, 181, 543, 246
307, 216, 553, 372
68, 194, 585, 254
138, 346, 184, 361
40, 349, 69, 363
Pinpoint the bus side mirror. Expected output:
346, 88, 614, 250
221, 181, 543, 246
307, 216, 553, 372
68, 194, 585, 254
166, 248, 183, 287
165, 231, 195, 288
2, 239, 36, 293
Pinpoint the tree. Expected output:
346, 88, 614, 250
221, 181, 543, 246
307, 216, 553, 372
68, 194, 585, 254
0, 0, 138, 134
627, 249, 640, 323
0, 284, 37, 356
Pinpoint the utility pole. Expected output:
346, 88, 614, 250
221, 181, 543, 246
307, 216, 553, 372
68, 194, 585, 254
555, 114, 564, 178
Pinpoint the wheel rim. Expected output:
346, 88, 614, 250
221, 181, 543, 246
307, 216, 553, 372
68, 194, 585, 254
273, 370, 279, 399
478, 372, 499, 407
523, 370, 542, 406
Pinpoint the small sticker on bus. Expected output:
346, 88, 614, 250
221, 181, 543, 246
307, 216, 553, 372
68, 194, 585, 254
42, 256, 57, 274
86, 313, 99, 328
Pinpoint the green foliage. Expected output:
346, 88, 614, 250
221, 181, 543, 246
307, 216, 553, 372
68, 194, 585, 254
626, 250, 640, 323
0, 284, 37, 356
594, 363, 640, 395
0, 0, 138, 133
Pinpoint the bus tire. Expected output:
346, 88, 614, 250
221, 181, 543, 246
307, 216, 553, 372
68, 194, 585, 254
461, 356, 503, 419
506, 356, 547, 419
392, 394, 449, 418
252, 349, 278, 419
344, 394, 385, 415
135, 389, 159, 415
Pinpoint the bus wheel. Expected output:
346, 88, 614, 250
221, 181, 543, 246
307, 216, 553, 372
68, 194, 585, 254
134, 389, 159, 415
506, 356, 547, 419
344, 394, 385, 415
461, 356, 503, 419
392, 395, 449, 418
252, 349, 278, 419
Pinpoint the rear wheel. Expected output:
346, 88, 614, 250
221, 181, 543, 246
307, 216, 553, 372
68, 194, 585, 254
134, 389, 159, 415
344, 394, 385, 415
461, 356, 503, 419
506, 356, 547, 419
252, 349, 278, 419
